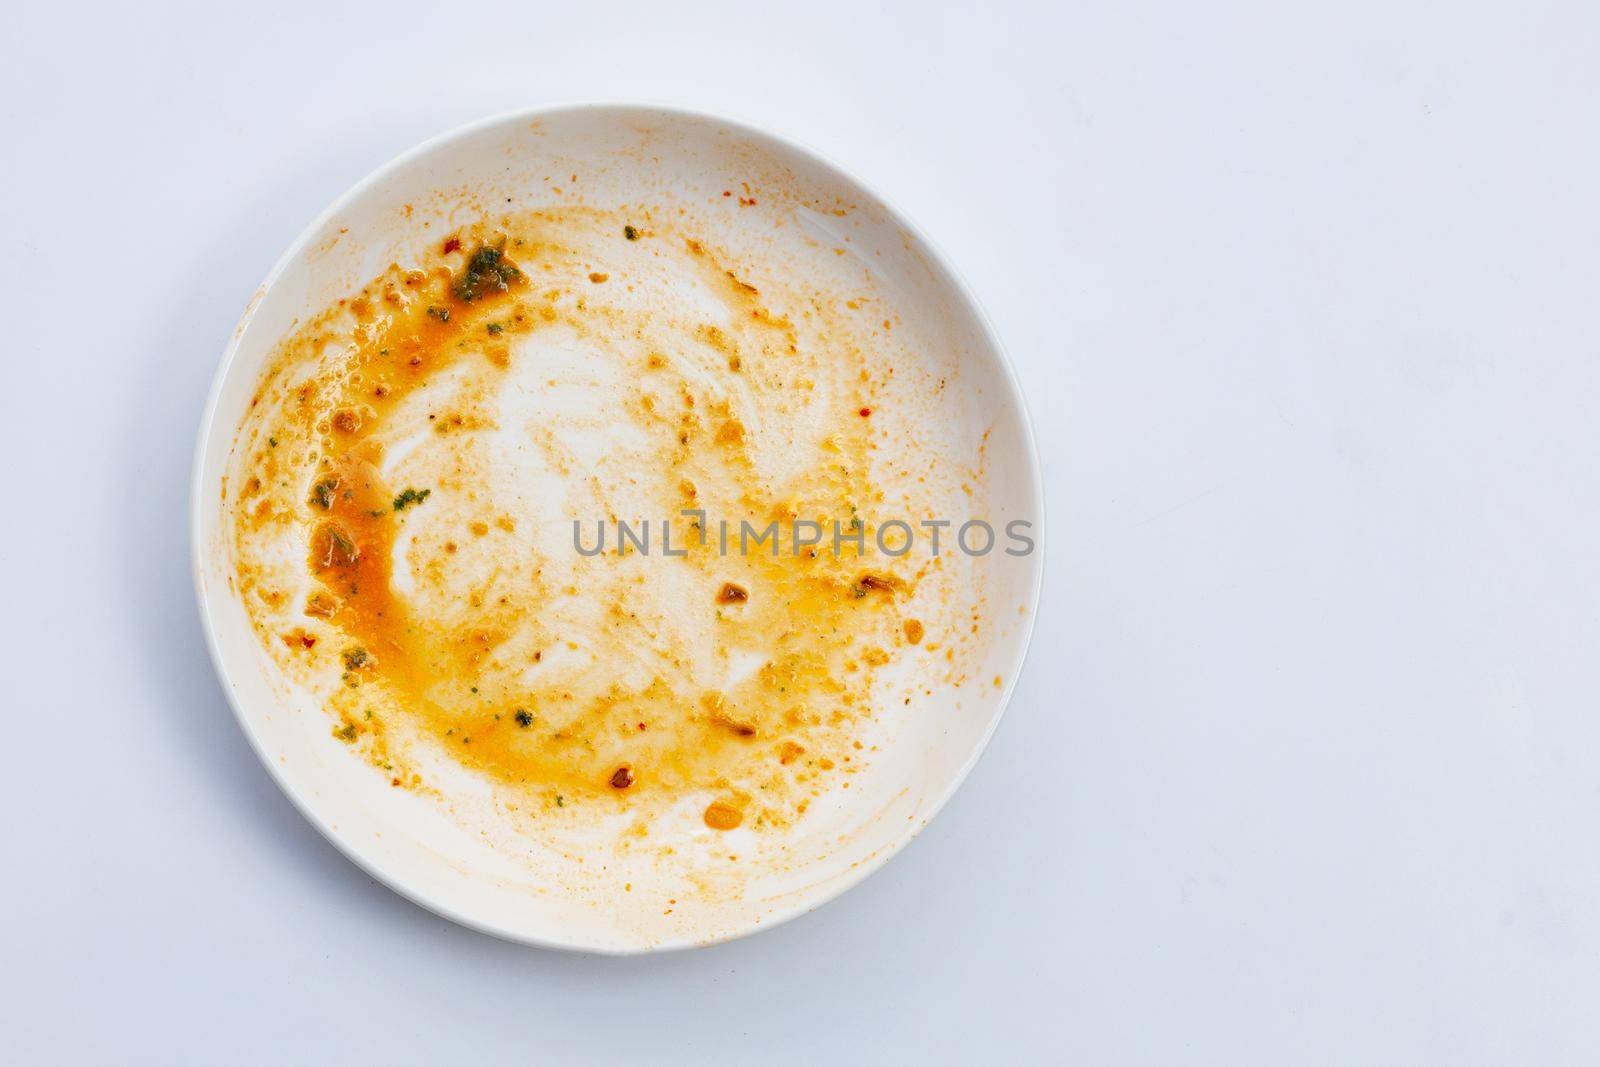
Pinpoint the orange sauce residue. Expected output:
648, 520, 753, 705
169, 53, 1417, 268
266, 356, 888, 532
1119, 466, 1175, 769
703, 800, 744, 830
230, 209, 926, 832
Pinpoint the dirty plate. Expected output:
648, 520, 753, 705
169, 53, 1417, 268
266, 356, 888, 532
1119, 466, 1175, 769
191, 104, 1043, 952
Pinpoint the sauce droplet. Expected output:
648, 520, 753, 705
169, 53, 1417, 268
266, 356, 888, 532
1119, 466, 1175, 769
703, 800, 743, 830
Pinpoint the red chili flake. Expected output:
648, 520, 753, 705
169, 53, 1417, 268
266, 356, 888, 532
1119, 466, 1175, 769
859, 407, 873, 417
442, 236, 461, 254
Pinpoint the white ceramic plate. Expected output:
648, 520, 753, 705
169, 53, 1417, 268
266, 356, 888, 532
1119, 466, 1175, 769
192, 104, 1043, 952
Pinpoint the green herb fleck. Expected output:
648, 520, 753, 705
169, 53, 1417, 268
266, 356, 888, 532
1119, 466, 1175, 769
342, 648, 370, 670
452, 244, 520, 301
426, 305, 450, 322
624, 224, 639, 241
392, 487, 432, 511
334, 723, 357, 742
310, 478, 339, 510
322, 525, 358, 564
486, 322, 503, 336
555, 795, 565, 807
514, 708, 533, 727
267, 437, 278, 448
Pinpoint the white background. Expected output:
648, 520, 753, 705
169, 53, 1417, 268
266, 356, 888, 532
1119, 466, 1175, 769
3, 1, 1598, 1062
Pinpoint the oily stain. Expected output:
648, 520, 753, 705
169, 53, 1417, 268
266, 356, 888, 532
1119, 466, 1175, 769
238, 216, 915, 831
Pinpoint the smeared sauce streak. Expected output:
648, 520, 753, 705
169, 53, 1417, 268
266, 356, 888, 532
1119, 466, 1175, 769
303, 244, 527, 709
